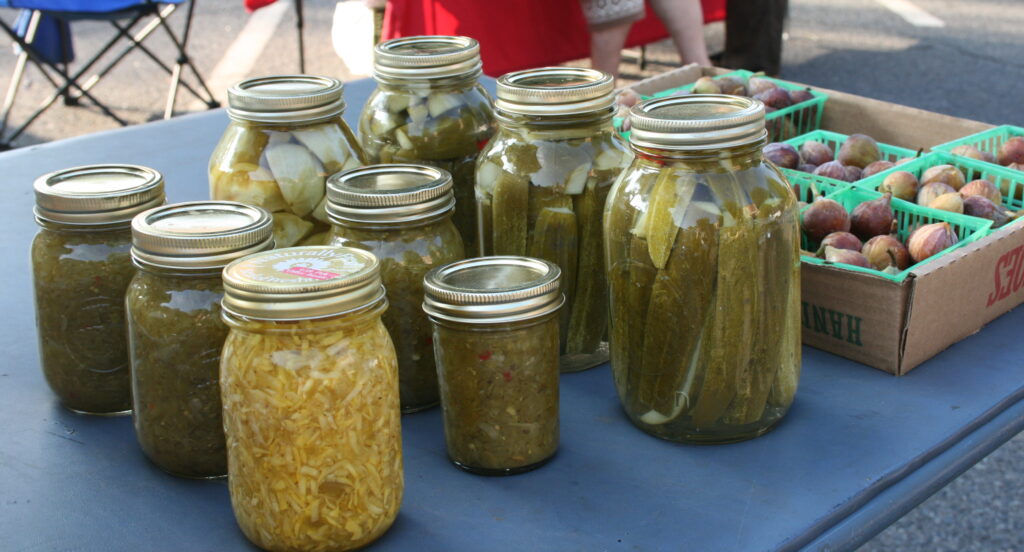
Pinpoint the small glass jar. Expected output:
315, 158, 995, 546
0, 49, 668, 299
209, 75, 366, 248
359, 36, 495, 250
30, 164, 165, 415
327, 164, 465, 413
606, 95, 802, 444
126, 201, 273, 479
476, 67, 632, 372
220, 246, 402, 552
423, 256, 563, 475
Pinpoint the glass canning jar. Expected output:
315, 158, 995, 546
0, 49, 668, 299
220, 246, 402, 552
476, 67, 631, 372
423, 256, 563, 475
209, 75, 366, 248
605, 95, 801, 444
30, 164, 165, 415
327, 164, 465, 413
359, 35, 495, 250
126, 201, 273, 479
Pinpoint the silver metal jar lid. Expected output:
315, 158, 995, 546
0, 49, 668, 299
422, 256, 563, 325
227, 75, 346, 124
33, 164, 165, 226
495, 67, 614, 117
628, 94, 766, 150
131, 201, 274, 271
327, 164, 455, 226
221, 246, 385, 321
373, 35, 482, 81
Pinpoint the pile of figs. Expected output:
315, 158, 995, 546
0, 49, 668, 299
949, 136, 1024, 173
801, 192, 960, 273
877, 163, 1020, 228
765, 134, 912, 183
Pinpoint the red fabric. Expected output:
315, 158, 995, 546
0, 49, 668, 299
383, 0, 726, 77
244, 0, 278, 13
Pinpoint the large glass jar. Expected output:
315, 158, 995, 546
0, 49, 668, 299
220, 246, 402, 552
209, 75, 366, 248
606, 95, 801, 444
30, 165, 165, 415
423, 256, 563, 475
476, 67, 631, 372
359, 36, 495, 250
126, 201, 273, 479
326, 164, 465, 413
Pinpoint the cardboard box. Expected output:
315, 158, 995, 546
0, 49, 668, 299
623, 66, 1024, 375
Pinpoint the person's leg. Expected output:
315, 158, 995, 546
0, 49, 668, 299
648, 0, 712, 66
589, 21, 634, 79
722, 0, 788, 75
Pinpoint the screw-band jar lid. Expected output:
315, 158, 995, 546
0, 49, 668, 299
227, 75, 346, 124
495, 67, 614, 117
33, 164, 165, 226
131, 201, 274, 271
628, 94, 766, 150
327, 164, 455, 226
221, 246, 385, 321
373, 35, 482, 81
422, 256, 563, 324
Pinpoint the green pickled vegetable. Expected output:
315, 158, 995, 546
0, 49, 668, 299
528, 207, 578, 349
566, 181, 609, 355
491, 171, 530, 256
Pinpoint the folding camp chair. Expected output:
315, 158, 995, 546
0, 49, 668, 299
0, 0, 219, 149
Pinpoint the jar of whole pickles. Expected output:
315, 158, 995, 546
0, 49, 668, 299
476, 67, 631, 372
220, 246, 402, 551
209, 75, 366, 248
327, 164, 465, 413
359, 35, 495, 249
30, 164, 165, 415
126, 201, 273, 479
605, 95, 801, 444
423, 256, 562, 475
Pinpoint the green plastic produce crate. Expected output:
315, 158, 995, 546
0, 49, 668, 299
780, 129, 919, 192
614, 69, 828, 142
933, 124, 1024, 173
859, 151, 1024, 218
799, 187, 992, 282
783, 169, 849, 204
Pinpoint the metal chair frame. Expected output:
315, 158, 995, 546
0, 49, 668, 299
0, 0, 219, 149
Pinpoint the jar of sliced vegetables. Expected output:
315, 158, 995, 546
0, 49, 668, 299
606, 95, 801, 444
476, 67, 631, 372
359, 35, 494, 250
209, 75, 366, 248
31, 164, 165, 415
220, 246, 401, 551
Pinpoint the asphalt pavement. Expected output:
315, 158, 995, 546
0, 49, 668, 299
0, 0, 1021, 550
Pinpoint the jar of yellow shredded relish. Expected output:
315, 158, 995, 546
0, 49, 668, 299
220, 246, 401, 551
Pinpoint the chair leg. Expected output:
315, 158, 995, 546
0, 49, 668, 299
153, 1, 219, 110
296, 0, 306, 73
640, 45, 647, 71
0, 11, 40, 139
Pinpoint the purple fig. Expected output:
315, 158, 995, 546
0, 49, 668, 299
814, 161, 847, 181
788, 88, 814, 104
824, 246, 872, 268
799, 140, 834, 166
816, 231, 862, 257
754, 88, 793, 109
959, 179, 1002, 205
716, 76, 747, 96
879, 171, 920, 202
963, 196, 1012, 228
764, 142, 801, 169
802, 197, 851, 242
844, 165, 864, 182
917, 181, 956, 206
997, 136, 1024, 166
950, 144, 988, 162
907, 222, 958, 263
837, 134, 881, 168
921, 164, 966, 191
798, 163, 818, 173
861, 160, 895, 178
850, 193, 895, 240
747, 76, 777, 96
862, 235, 911, 270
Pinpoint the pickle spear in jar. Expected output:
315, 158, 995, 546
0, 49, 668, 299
528, 207, 578, 348
566, 180, 609, 355
491, 171, 530, 256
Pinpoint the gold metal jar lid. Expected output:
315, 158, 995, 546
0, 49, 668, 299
33, 164, 165, 226
373, 35, 482, 81
131, 201, 274, 271
423, 256, 563, 324
327, 164, 455, 226
222, 246, 385, 321
227, 75, 346, 124
628, 94, 766, 150
495, 67, 614, 117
